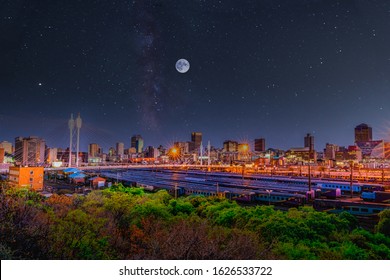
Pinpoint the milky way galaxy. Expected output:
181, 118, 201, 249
132, 1, 165, 130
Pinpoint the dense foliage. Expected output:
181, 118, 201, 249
1, 183, 390, 260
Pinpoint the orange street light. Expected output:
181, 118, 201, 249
169, 147, 180, 161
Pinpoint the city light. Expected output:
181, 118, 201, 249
168, 146, 180, 161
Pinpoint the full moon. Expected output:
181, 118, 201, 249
175, 59, 190, 73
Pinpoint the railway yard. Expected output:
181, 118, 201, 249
91, 168, 390, 216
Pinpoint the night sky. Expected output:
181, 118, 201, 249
1, 0, 390, 152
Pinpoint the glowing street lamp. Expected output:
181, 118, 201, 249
238, 143, 250, 163
168, 147, 180, 162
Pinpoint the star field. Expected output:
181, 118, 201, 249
1, 0, 390, 151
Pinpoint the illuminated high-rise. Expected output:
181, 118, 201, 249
324, 143, 338, 160
223, 140, 238, 152
88, 143, 100, 157
354, 123, 372, 142
14, 136, 46, 166
131, 135, 144, 153
116, 142, 124, 159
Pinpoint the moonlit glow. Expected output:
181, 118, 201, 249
175, 59, 190, 73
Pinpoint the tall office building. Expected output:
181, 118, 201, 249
14, 136, 46, 166
191, 132, 202, 152
304, 133, 314, 151
254, 138, 266, 152
355, 123, 372, 142
88, 143, 100, 157
146, 146, 159, 158
116, 142, 124, 158
324, 143, 338, 160
223, 140, 238, 152
131, 135, 144, 153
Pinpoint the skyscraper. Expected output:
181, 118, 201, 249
355, 123, 372, 142
146, 146, 159, 158
304, 133, 314, 151
254, 138, 266, 152
88, 143, 100, 157
14, 136, 46, 166
191, 132, 202, 152
223, 140, 238, 152
324, 143, 338, 160
116, 142, 124, 158
131, 135, 144, 153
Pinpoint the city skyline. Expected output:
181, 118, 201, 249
1, 1, 390, 151
1, 121, 388, 154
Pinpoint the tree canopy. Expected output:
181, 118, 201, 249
1, 183, 390, 260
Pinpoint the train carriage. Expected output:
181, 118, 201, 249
315, 181, 384, 194
313, 199, 389, 216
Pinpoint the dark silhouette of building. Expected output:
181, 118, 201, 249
354, 123, 372, 142
254, 138, 265, 152
304, 133, 314, 151
191, 132, 202, 152
131, 135, 144, 153
145, 146, 158, 158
